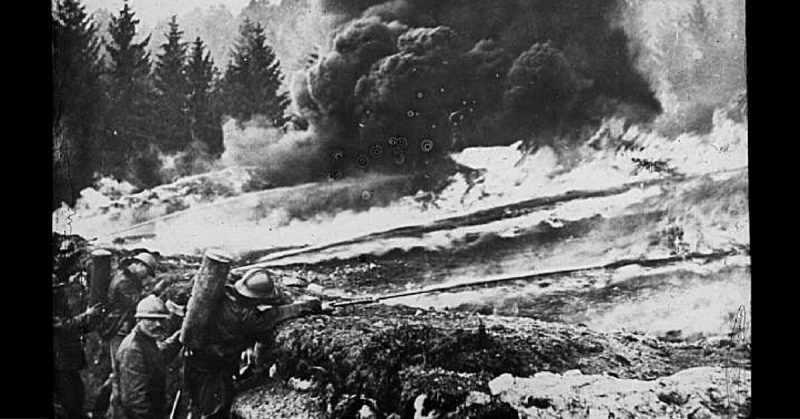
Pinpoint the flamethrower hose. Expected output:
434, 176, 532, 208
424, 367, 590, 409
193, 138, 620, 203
326, 248, 745, 308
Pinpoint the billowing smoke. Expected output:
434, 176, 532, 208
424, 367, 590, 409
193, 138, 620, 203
219, 117, 328, 187
287, 0, 662, 181
221, 0, 744, 187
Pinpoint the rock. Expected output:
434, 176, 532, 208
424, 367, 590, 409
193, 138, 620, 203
563, 369, 582, 377
657, 390, 688, 405
288, 377, 314, 391
486, 367, 749, 418
614, 354, 632, 366
282, 275, 308, 287
359, 404, 378, 419
413, 394, 442, 419
488, 373, 515, 395
522, 396, 553, 409
307, 283, 325, 294
464, 391, 491, 406
688, 406, 714, 419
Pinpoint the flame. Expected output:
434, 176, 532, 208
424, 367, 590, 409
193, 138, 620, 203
55, 107, 747, 264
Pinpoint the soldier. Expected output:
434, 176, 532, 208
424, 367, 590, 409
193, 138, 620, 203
184, 268, 330, 419
95, 252, 159, 418
163, 285, 190, 417
109, 295, 182, 419
53, 279, 103, 419
163, 280, 191, 335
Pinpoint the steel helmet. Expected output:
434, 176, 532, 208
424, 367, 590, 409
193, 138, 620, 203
127, 252, 158, 276
134, 295, 171, 319
234, 269, 289, 304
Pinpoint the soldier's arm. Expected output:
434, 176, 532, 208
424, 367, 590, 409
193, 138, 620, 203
53, 305, 103, 333
157, 330, 182, 361
119, 346, 154, 419
249, 298, 321, 336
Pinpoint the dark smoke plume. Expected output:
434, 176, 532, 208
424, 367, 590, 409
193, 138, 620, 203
289, 0, 661, 180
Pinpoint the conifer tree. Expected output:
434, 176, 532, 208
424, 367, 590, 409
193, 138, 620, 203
52, 0, 104, 208
153, 16, 191, 153
221, 19, 289, 126
187, 37, 224, 156
104, 1, 160, 186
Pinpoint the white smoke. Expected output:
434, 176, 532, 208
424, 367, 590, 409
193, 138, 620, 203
619, 0, 746, 133
219, 117, 326, 187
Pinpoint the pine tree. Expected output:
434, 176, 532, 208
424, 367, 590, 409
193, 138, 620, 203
221, 19, 289, 126
153, 16, 191, 153
52, 0, 104, 208
104, 1, 160, 186
185, 37, 224, 156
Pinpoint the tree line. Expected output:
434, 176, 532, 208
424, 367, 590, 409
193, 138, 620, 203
53, 0, 289, 209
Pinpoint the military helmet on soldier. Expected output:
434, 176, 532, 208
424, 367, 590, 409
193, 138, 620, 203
234, 269, 289, 304
134, 295, 171, 319
132, 253, 158, 275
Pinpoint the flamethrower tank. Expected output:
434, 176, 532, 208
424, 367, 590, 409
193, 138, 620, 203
88, 249, 112, 306
180, 249, 233, 351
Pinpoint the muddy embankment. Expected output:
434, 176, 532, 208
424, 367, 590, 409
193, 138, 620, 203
234, 305, 750, 418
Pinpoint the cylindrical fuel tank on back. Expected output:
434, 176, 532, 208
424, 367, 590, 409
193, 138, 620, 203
180, 249, 233, 351
88, 249, 112, 306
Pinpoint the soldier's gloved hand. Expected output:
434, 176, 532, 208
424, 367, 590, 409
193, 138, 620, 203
85, 303, 104, 318
304, 297, 322, 314
320, 302, 335, 315
168, 329, 182, 342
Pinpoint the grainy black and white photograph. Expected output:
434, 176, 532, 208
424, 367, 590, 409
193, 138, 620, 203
51, 0, 749, 418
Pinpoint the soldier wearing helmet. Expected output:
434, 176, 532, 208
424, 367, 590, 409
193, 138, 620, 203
108, 295, 182, 419
94, 252, 160, 418
184, 268, 330, 419
53, 275, 103, 419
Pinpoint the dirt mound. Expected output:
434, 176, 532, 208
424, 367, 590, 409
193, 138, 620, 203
233, 304, 749, 418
